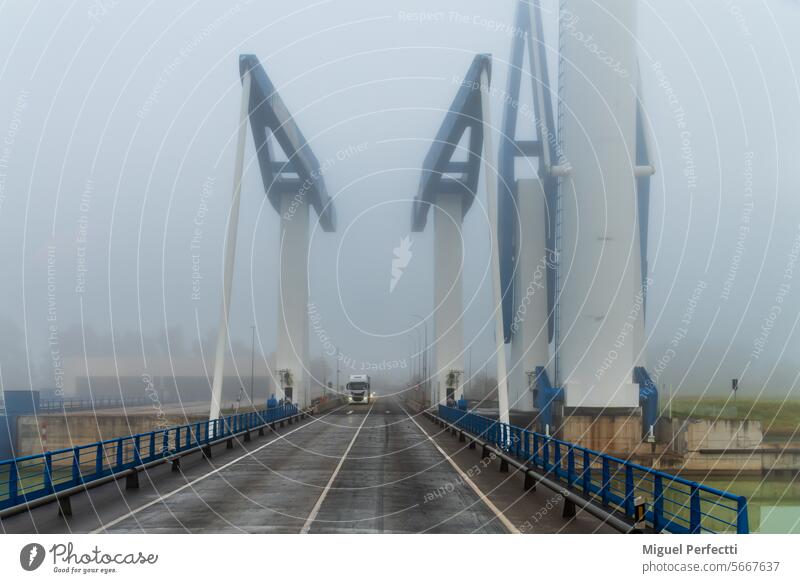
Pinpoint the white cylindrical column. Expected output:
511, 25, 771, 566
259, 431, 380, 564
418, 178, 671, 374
433, 192, 465, 404
556, 0, 641, 409
509, 179, 550, 412
277, 192, 310, 408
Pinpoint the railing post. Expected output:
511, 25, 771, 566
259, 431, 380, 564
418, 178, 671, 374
653, 474, 664, 533
523, 430, 530, 461
176, 427, 181, 452
553, 442, 562, 478
8, 462, 19, 504
543, 437, 550, 472
72, 447, 81, 484
690, 483, 702, 534
533, 433, 539, 466
95, 443, 103, 477
149, 433, 156, 460
116, 438, 123, 470
625, 465, 635, 516
134, 436, 142, 466
567, 447, 575, 487
582, 450, 591, 496
162, 431, 169, 455
601, 457, 610, 506
736, 496, 749, 534
44, 453, 54, 493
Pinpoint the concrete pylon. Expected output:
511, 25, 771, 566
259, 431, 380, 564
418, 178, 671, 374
508, 179, 550, 413
411, 55, 493, 409
432, 192, 465, 404
238, 54, 335, 411
556, 0, 643, 409
276, 193, 310, 407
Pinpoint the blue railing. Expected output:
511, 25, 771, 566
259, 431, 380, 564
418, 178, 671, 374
438, 405, 749, 534
0, 404, 298, 511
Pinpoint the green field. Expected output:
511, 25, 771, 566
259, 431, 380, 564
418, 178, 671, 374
667, 396, 800, 442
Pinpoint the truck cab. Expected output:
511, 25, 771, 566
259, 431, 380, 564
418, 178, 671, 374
346, 374, 372, 404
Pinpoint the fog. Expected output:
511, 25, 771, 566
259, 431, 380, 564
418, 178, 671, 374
1, 0, 800, 404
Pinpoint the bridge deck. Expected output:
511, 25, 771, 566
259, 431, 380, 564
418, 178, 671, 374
0, 398, 614, 533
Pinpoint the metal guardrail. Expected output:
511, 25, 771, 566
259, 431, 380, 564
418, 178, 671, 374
0, 404, 299, 514
438, 405, 749, 534
38, 397, 163, 411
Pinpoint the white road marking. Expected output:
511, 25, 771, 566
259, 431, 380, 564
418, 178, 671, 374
91, 406, 345, 533
300, 403, 374, 533
346, 410, 353, 415
399, 404, 521, 534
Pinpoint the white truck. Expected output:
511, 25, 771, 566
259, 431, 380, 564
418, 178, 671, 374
346, 374, 372, 404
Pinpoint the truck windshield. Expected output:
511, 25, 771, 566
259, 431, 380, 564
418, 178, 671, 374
348, 383, 368, 391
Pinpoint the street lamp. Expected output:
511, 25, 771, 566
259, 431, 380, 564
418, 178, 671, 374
409, 319, 423, 386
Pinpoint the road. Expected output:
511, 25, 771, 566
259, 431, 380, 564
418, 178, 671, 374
0, 397, 614, 534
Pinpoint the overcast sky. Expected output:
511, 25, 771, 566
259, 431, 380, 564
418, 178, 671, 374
1, 0, 800, 401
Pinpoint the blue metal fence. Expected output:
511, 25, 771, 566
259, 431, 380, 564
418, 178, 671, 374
438, 405, 749, 534
0, 404, 298, 511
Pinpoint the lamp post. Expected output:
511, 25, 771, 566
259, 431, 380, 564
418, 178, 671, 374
410, 314, 429, 406
249, 325, 255, 406
335, 346, 341, 394
409, 318, 423, 387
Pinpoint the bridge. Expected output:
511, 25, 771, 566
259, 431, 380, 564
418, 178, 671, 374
0, 397, 746, 533
0, 1, 750, 535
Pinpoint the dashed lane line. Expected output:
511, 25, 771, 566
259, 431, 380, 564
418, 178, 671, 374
299, 403, 375, 533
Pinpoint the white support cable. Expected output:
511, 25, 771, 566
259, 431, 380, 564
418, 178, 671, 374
554, 0, 567, 386
209, 71, 252, 423
479, 68, 511, 427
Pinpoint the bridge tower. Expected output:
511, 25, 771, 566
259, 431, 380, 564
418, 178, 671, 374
412, 55, 492, 408
209, 55, 335, 420
498, 0, 561, 417
497, 1, 657, 442
555, 0, 649, 412
412, 55, 511, 423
